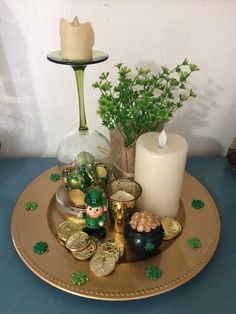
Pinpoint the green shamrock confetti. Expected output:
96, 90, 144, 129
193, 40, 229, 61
71, 271, 88, 286
144, 241, 155, 252
192, 199, 204, 210
146, 265, 163, 280
24, 201, 38, 211
49, 173, 61, 182
187, 237, 202, 249
33, 242, 49, 254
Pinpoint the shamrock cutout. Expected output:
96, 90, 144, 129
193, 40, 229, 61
33, 242, 49, 254
187, 237, 202, 249
24, 201, 38, 211
192, 199, 204, 210
146, 265, 163, 280
144, 241, 155, 252
71, 271, 88, 286
50, 173, 61, 182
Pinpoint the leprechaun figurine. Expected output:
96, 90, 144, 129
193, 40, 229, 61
82, 187, 107, 239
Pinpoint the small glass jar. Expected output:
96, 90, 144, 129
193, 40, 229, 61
106, 179, 142, 234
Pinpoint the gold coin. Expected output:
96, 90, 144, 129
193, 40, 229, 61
72, 240, 97, 261
97, 240, 122, 263
130, 223, 137, 230
160, 218, 182, 240
107, 239, 125, 258
139, 212, 146, 217
68, 189, 85, 207
137, 225, 144, 232
96, 166, 107, 178
155, 219, 161, 226
151, 223, 157, 229
111, 238, 125, 258
96, 241, 120, 262
57, 220, 83, 242
57, 238, 66, 247
89, 236, 101, 247
132, 213, 139, 220
90, 252, 116, 277
144, 226, 151, 233
97, 249, 117, 260
116, 242, 125, 258
65, 231, 90, 252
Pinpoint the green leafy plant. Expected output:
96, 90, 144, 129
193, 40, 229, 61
93, 58, 199, 147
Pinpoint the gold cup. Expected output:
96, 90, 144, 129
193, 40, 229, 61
106, 179, 142, 234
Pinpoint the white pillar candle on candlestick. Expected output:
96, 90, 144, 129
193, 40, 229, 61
60, 16, 95, 60
134, 131, 188, 218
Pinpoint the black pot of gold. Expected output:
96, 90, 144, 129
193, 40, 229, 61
125, 211, 164, 259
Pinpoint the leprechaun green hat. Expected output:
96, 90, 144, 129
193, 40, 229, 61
84, 187, 107, 207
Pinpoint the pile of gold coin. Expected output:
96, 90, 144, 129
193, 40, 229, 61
90, 240, 123, 277
57, 220, 100, 261
57, 220, 125, 275
129, 211, 161, 233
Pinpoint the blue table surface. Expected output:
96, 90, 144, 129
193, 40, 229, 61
0, 157, 236, 314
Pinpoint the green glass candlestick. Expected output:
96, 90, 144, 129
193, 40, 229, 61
74, 66, 88, 132
47, 50, 110, 215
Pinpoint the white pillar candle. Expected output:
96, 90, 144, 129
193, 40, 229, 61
60, 16, 95, 60
134, 131, 188, 218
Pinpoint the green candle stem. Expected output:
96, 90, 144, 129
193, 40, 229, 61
73, 66, 88, 132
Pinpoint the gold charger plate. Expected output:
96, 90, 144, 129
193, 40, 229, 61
11, 167, 220, 301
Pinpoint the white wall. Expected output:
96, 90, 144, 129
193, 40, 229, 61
0, 0, 236, 157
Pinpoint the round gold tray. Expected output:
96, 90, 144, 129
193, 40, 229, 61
11, 167, 220, 301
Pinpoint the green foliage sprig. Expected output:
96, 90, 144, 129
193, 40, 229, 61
93, 58, 199, 147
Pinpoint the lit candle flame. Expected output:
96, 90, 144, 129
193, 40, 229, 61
158, 130, 167, 148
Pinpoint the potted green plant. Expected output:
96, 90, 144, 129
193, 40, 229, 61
93, 58, 199, 178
